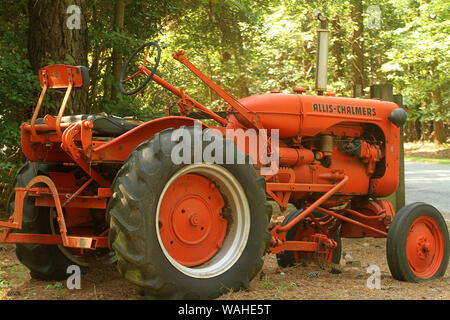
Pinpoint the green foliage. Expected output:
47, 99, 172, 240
0, 278, 12, 288
0, 2, 39, 207
381, 0, 449, 123
44, 282, 65, 290
86, 0, 180, 117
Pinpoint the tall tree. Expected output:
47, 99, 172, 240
350, 0, 364, 97
27, 0, 89, 114
110, 0, 125, 100
331, 16, 344, 82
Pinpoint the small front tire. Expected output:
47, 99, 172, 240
387, 202, 449, 282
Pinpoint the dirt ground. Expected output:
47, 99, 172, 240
0, 218, 448, 301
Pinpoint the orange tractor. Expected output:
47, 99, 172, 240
1, 14, 448, 299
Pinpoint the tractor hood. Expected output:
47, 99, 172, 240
236, 93, 400, 138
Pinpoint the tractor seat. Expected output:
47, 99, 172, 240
88, 114, 142, 137
35, 114, 143, 137
34, 65, 144, 137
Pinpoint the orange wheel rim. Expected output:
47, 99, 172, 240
158, 173, 227, 267
406, 216, 444, 279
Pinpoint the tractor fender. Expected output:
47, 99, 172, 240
91, 116, 207, 162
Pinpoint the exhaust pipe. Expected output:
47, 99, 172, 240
314, 10, 329, 95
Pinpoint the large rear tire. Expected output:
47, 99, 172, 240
8, 162, 87, 280
387, 202, 449, 282
107, 126, 272, 299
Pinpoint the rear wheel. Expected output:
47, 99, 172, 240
8, 162, 87, 280
107, 126, 272, 299
387, 202, 449, 282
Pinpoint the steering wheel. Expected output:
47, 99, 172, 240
119, 41, 161, 95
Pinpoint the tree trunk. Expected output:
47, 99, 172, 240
433, 121, 446, 144
232, 33, 250, 98
419, 122, 432, 141
27, 0, 89, 114
406, 120, 418, 142
431, 86, 447, 144
350, 0, 364, 96
301, 16, 313, 79
331, 16, 344, 82
111, 0, 125, 101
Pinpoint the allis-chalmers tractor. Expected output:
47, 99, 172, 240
1, 14, 448, 300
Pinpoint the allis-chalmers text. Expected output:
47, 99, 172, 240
313, 103, 377, 116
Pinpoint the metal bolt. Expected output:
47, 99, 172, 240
189, 213, 199, 226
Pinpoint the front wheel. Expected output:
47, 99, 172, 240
107, 127, 272, 299
387, 202, 449, 282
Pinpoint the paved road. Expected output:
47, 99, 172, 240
405, 161, 450, 220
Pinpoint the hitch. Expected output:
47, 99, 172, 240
0, 175, 109, 249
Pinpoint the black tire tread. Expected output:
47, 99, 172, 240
108, 127, 271, 299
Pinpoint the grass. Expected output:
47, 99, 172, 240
258, 275, 275, 290
44, 282, 64, 290
0, 278, 11, 288
405, 156, 450, 165
44, 282, 66, 299
274, 281, 297, 299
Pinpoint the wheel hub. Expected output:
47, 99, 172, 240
406, 216, 443, 278
416, 236, 431, 259
158, 174, 227, 267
